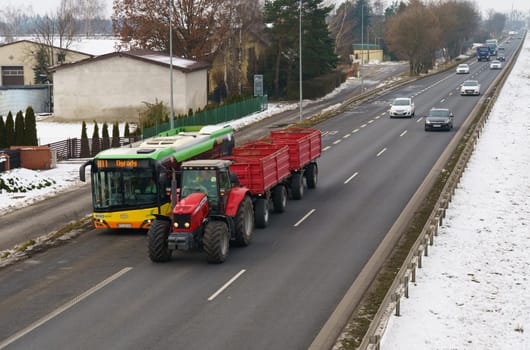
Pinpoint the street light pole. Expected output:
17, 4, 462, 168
360, 4, 364, 93
299, 0, 303, 122
169, 0, 175, 130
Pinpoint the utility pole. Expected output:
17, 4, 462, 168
299, 0, 303, 122
169, 0, 175, 130
361, 4, 364, 93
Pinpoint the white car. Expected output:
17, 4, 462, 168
490, 60, 502, 69
460, 80, 481, 96
389, 97, 415, 118
456, 63, 470, 74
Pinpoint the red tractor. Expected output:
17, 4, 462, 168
147, 159, 254, 263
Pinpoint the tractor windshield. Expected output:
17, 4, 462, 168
181, 169, 219, 207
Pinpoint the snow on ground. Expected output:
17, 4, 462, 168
380, 37, 530, 348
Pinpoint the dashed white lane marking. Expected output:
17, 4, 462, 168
294, 209, 316, 227
208, 269, 246, 301
323, 145, 331, 151
400, 130, 408, 137
376, 148, 387, 157
344, 172, 359, 184
333, 140, 341, 145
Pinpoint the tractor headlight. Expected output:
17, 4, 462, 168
174, 222, 179, 228
184, 222, 190, 228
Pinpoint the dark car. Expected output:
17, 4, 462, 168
424, 108, 454, 131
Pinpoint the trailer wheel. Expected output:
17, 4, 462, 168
291, 172, 304, 200
254, 198, 269, 228
203, 221, 229, 263
272, 185, 287, 213
147, 219, 172, 262
234, 196, 254, 246
305, 163, 318, 189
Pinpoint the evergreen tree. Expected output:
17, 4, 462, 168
124, 122, 130, 138
91, 121, 101, 156
5, 112, 14, 147
80, 121, 91, 158
111, 121, 121, 148
101, 122, 110, 150
0, 116, 6, 149
24, 106, 38, 146
33, 46, 50, 84
14, 111, 25, 146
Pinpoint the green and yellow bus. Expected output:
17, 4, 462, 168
79, 125, 234, 230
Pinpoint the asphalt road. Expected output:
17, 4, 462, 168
0, 37, 521, 350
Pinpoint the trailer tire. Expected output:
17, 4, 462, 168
147, 219, 172, 262
234, 196, 254, 246
291, 172, 304, 200
203, 220, 230, 263
254, 198, 269, 228
272, 185, 287, 213
305, 163, 318, 189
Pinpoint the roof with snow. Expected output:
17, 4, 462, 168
49, 49, 211, 73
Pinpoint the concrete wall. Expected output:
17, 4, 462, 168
53, 56, 208, 122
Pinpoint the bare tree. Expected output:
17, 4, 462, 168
385, 0, 441, 75
78, 0, 105, 37
0, 5, 32, 42
34, 0, 78, 66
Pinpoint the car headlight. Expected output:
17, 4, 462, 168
425, 120, 431, 124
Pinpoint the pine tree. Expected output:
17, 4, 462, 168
80, 121, 91, 158
111, 121, 121, 148
0, 116, 6, 149
24, 106, 38, 146
5, 112, 15, 147
91, 121, 101, 156
33, 46, 50, 84
14, 111, 25, 146
124, 122, 130, 138
101, 122, 110, 150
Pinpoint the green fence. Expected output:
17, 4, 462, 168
143, 95, 268, 138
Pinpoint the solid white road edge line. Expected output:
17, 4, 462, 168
208, 269, 246, 301
294, 209, 316, 227
0, 267, 133, 349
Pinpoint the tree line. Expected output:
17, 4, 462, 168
0, 107, 38, 149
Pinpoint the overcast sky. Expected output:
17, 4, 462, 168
3, 0, 530, 19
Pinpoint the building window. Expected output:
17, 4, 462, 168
1, 66, 24, 86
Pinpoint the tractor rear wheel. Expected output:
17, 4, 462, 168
291, 172, 304, 200
272, 185, 287, 213
234, 195, 254, 246
203, 221, 229, 263
306, 163, 318, 189
254, 198, 269, 228
147, 219, 172, 262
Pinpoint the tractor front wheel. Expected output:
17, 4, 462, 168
234, 195, 254, 246
203, 221, 230, 263
147, 219, 172, 262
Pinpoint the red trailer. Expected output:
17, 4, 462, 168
227, 127, 322, 227
268, 127, 322, 199
224, 141, 291, 228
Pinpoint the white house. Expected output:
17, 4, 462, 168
50, 50, 211, 122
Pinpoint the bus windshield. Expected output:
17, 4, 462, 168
91, 168, 166, 210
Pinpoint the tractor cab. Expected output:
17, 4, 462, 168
180, 159, 235, 215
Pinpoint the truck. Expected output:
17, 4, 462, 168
476, 45, 490, 62
147, 127, 322, 263
79, 125, 235, 230
485, 39, 498, 56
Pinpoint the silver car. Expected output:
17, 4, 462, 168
389, 97, 415, 118
460, 80, 481, 96
456, 63, 470, 74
